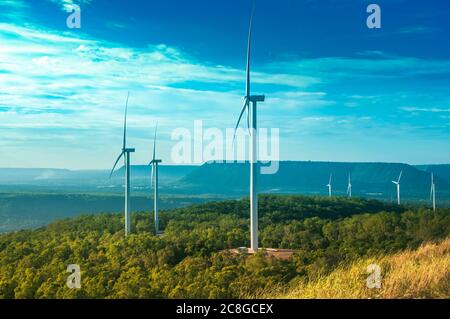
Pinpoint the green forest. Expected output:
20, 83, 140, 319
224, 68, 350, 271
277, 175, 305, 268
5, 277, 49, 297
0, 195, 448, 299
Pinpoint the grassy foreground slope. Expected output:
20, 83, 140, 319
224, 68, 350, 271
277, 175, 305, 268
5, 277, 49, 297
0, 195, 448, 299
270, 237, 449, 299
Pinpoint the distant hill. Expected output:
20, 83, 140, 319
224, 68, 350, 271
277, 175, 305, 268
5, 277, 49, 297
0, 192, 220, 233
0, 168, 102, 182
2, 162, 450, 201
181, 161, 450, 199
415, 164, 450, 184
112, 165, 197, 182
0, 165, 197, 188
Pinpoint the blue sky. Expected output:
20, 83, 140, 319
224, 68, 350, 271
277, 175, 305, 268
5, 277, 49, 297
0, 0, 449, 169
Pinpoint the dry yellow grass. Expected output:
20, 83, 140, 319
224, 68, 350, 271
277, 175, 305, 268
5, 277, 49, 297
270, 237, 450, 299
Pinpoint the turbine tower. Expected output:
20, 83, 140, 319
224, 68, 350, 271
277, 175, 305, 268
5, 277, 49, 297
347, 173, 352, 198
430, 172, 436, 211
233, 6, 265, 253
110, 92, 135, 236
392, 170, 403, 205
326, 174, 332, 197
149, 123, 162, 234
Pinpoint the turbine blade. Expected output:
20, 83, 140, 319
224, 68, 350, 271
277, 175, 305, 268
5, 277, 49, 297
245, 4, 255, 98
110, 152, 124, 178
152, 122, 158, 161
233, 98, 249, 144
398, 170, 403, 183
123, 91, 130, 150
430, 173, 434, 199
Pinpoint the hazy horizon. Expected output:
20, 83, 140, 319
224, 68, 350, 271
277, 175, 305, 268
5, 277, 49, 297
1, 160, 450, 171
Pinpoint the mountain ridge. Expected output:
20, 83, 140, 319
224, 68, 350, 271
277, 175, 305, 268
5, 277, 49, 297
180, 161, 450, 199
1, 162, 450, 200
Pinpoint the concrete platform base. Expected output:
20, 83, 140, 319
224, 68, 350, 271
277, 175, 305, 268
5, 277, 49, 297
227, 247, 295, 260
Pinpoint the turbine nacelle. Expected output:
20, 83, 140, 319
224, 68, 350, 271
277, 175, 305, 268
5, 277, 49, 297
110, 93, 135, 179
248, 95, 265, 102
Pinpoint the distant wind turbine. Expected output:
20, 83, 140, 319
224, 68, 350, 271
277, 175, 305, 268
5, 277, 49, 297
110, 92, 135, 236
392, 170, 403, 205
233, 5, 265, 253
430, 172, 436, 211
149, 123, 162, 234
347, 173, 352, 198
326, 174, 332, 197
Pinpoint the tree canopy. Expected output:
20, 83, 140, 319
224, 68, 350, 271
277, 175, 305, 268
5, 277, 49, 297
0, 195, 448, 299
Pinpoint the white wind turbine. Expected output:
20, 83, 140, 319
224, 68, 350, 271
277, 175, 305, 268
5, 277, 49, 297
149, 123, 162, 234
110, 92, 135, 236
326, 174, 332, 197
430, 172, 436, 211
392, 170, 403, 205
233, 6, 265, 253
347, 173, 352, 198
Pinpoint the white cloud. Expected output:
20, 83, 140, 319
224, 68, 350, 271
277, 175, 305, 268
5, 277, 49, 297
0, 0, 30, 21
266, 56, 450, 80
0, 22, 329, 168
48, 0, 92, 11
1, 18, 449, 168
400, 107, 450, 113
397, 26, 437, 34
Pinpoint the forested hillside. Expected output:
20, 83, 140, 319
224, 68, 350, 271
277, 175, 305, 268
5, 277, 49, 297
0, 195, 448, 299
0, 193, 217, 233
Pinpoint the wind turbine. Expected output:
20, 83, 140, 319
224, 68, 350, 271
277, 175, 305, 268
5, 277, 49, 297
326, 174, 332, 197
430, 172, 436, 211
110, 92, 135, 236
233, 5, 265, 253
392, 170, 403, 205
347, 173, 352, 198
149, 123, 162, 234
